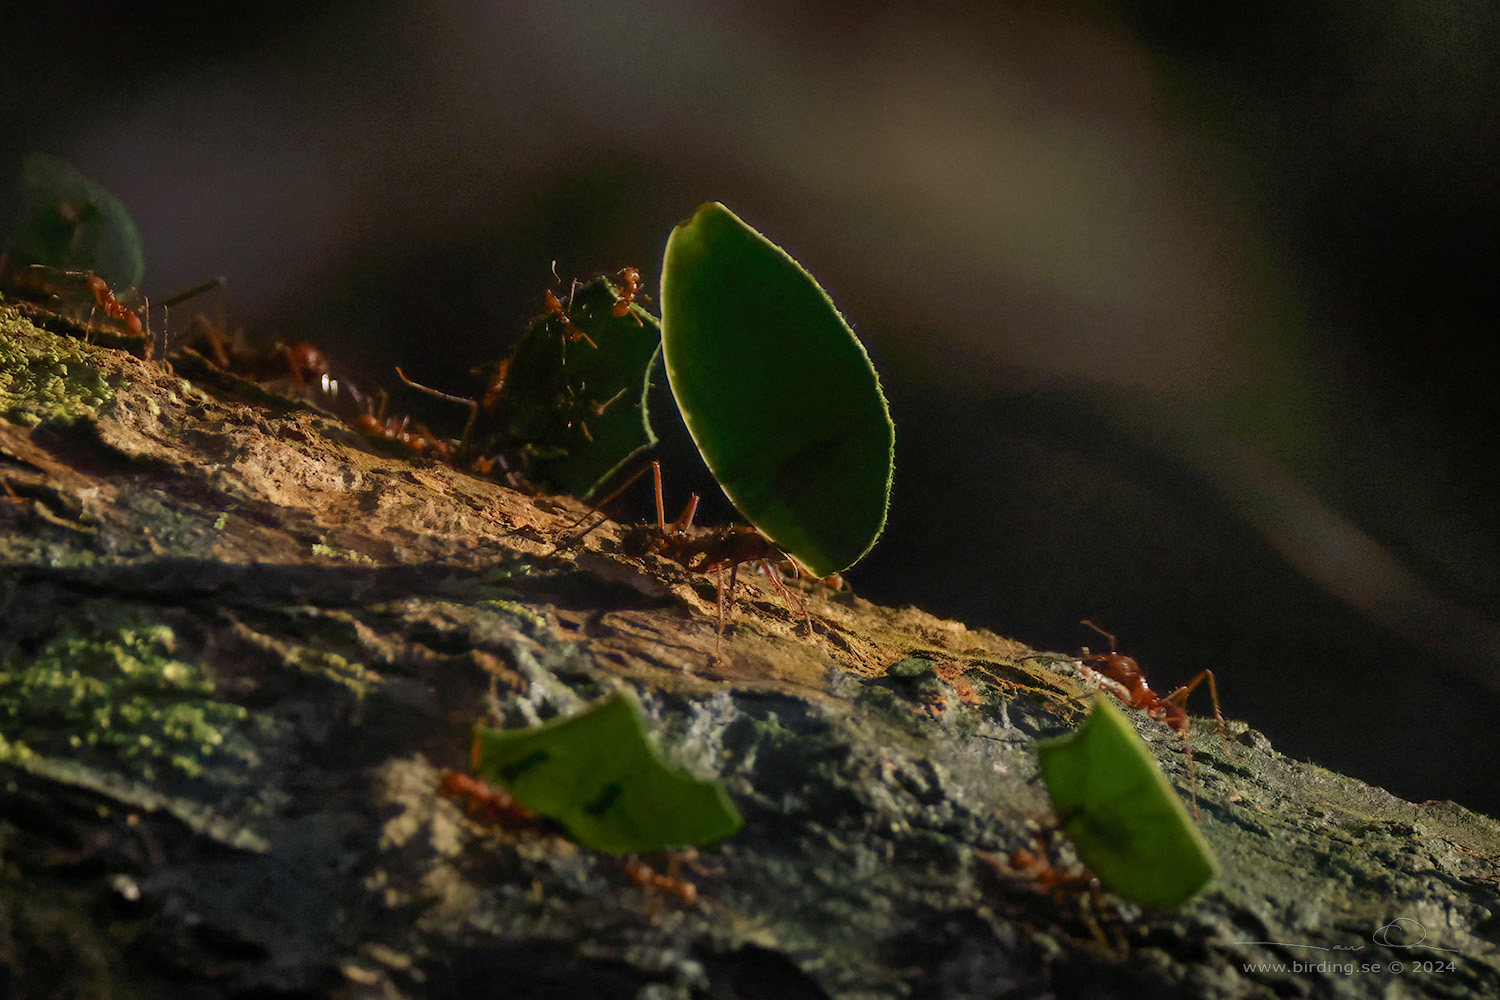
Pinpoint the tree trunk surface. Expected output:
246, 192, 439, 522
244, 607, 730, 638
2, 305, 1497, 999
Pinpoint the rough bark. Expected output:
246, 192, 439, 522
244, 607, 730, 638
2, 303, 1497, 999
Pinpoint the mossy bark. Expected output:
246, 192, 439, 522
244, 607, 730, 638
2, 303, 1497, 999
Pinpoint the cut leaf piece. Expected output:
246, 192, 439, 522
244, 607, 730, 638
1035, 697, 1218, 909
471, 694, 742, 854
7, 154, 145, 290
482, 275, 661, 498
659, 202, 893, 578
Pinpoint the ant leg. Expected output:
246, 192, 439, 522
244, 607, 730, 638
712, 562, 738, 662
648, 458, 666, 527
757, 559, 814, 638
1181, 738, 1200, 822
1077, 664, 1133, 706
1165, 670, 1225, 741
650, 459, 701, 536
563, 279, 597, 349
720, 566, 732, 644
160, 276, 225, 310
654, 462, 700, 536
669, 495, 701, 536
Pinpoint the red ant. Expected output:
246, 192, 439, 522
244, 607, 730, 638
81, 273, 143, 338
352, 410, 452, 460
543, 285, 598, 349
610, 267, 649, 324
436, 768, 540, 829
1077, 620, 1224, 818
6, 264, 146, 341
352, 384, 454, 461
622, 855, 698, 906
980, 825, 1115, 948
390, 366, 528, 476
611, 461, 813, 660
175, 310, 355, 414
478, 358, 509, 411
276, 341, 330, 387
1002, 826, 1101, 904
769, 557, 847, 595
389, 367, 537, 489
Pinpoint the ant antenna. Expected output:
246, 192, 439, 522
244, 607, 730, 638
160, 276, 226, 310
394, 366, 482, 445
1079, 619, 1117, 653
561, 459, 654, 541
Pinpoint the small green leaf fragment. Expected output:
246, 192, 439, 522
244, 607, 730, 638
1035, 697, 1218, 909
660, 202, 894, 578
7, 154, 145, 289
484, 275, 661, 497
471, 694, 742, 853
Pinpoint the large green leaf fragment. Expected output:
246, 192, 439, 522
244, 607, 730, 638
1035, 697, 1218, 909
7, 154, 145, 290
659, 202, 894, 578
471, 694, 743, 854
483, 275, 660, 497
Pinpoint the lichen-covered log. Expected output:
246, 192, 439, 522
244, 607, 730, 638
2, 304, 1497, 999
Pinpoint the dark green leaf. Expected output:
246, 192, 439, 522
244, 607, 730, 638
471, 694, 742, 854
1035, 697, 1218, 909
7, 154, 145, 290
659, 203, 893, 578
485, 275, 660, 497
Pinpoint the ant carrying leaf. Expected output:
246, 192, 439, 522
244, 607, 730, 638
7, 153, 144, 290
1, 262, 151, 354
1036, 698, 1219, 910
401, 271, 660, 497
470, 693, 742, 854
659, 203, 894, 580
1077, 620, 1225, 819
616, 460, 813, 660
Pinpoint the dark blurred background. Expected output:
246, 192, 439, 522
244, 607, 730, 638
4, 1, 1497, 816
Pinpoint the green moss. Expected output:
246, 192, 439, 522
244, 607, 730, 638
0, 621, 249, 780
0, 302, 120, 423
311, 542, 375, 565
476, 598, 550, 632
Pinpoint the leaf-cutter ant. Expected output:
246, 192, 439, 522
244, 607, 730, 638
436, 767, 540, 829
623, 854, 699, 906
1078, 620, 1224, 818
81, 272, 143, 338
610, 266, 649, 324
4, 263, 146, 342
614, 461, 814, 659
979, 824, 1115, 948
1001, 825, 1101, 904
543, 286, 598, 349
